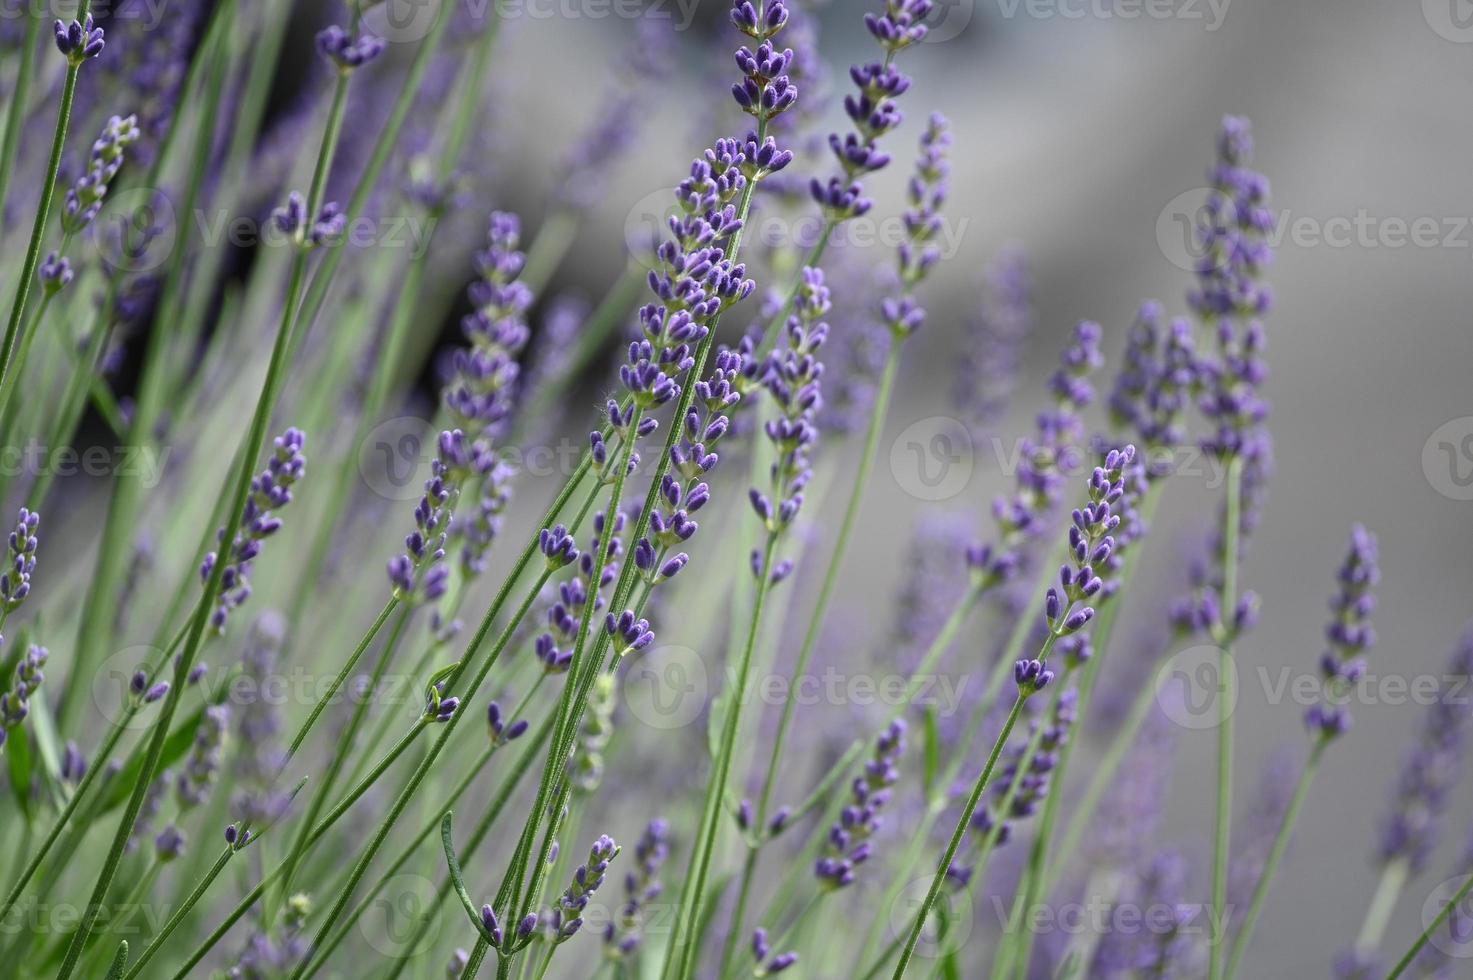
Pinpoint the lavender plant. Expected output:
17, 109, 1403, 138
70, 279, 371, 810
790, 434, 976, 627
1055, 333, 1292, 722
0, 4, 1451, 980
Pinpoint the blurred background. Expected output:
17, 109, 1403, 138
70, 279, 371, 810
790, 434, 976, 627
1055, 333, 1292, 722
7, 0, 1473, 975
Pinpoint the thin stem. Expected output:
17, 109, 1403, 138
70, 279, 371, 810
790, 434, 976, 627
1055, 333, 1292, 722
120, 847, 233, 980
1208, 454, 1246, 980
672, 532, 780, 980
1223, 738, 1325, 980
891, 689, 1034, 980
0, 12, 43, 233
1355, 858, 1411, 957
1384, 865, 1469, 980
286, 599, 400, 760
0, 0, 93, 392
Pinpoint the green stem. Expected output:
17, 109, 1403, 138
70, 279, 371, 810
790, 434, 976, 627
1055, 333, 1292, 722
672, 532, 780, 980
119, 846, 232, 980
0, 0, 92, 393
1384, 871, 1466, 980
890, 689, 1034, 980
0, 12, 43, 233
1355, 858, 1411, 958
1222, 738, 1325, 980
286, 599, 399, 760
1208, 454, 1245, 980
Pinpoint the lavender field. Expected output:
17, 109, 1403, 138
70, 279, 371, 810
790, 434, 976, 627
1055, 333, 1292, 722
0, 1, 1470, 977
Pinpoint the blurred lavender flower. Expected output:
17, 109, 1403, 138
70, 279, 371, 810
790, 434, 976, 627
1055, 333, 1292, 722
316, 24, 386, 72
59, 114, 139, 235
201, 429, 306, 632
567, 673, 615, 793
233, 613, 290, 826
1109, 301, 1202, 473
970, 689, 1076, 851
956, 249, 1033, 440
1, 508, 40, 614
1376, 626, 1473, 873
0, 645, 48, 748
606, 817, 670, 957
751, 926, 799, 975
1305, 525, 1379, 739
177, 704, 229, 811
1227, 746, 1297, 914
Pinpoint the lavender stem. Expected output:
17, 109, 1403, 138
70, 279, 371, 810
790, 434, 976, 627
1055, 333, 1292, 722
1208, 454, 1246, 980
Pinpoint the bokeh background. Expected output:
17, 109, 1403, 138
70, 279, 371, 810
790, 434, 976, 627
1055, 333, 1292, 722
13, 0, 1473, 975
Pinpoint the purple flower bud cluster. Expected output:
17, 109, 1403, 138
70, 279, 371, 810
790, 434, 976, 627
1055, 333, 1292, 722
61, 114, 140, 235
966, 321, 1104, 589
896, 113, 951, 290
972, 688, 1077, 849
387, 430, 468, 603
39, 252, 73, 294
1, 507, 40, 614
1038, 445, 1138, 651
550, 834, 620, 944
0, 644, 48, 746
176, 704, 229, 810
201, 428, 306, 632
605, 818, 669, 957
1108, 301, 1202, 469
1376, 626, 1473, 872
748, 267, 827, 558
955, 249, 1033, 440
316, 24, 386, 72
815, 719, 905, 889
54, 15, 104, 62
751, 926, 799, 974
272, 192, 345, 249
809, 0, 931, 220
486, 700, 529, 747
1193, 116, 1274, 459
1305, 524, 1379, 739
605, 609, 655, 658
536, 514, 624, 673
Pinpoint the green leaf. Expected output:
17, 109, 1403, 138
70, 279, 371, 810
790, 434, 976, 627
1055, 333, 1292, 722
441, 812, 495, 946
922, 705, 941, 797
103, 941, 129, 980
6, 723, 35, 822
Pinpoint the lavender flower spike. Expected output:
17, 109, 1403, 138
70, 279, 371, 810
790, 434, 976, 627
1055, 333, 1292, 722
815, 719, 906, 889
0, 645, 48, 747
1304, 524, 1379, 739
606, 818, 671, 957
316, 24, 387, 72
387, 430, 466, 603
55, 15, 105, 62
1, 507, 40, 614
201, 429, 306, 632
550, 834, 620, 944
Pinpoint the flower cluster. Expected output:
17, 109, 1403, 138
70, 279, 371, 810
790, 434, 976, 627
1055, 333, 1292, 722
1109, 301, 1202, 471
549, 835, 620, 943
1, 508, 40, 614
966, 321, 1104, 589
536, 513, 623, 673
54, 15, 105, 62
201, 428, 307, 632
956, 250, 1032, 439
1193, 115, 1273, 459
176, 704, 229, 810
815, 719, 905, 889
1376, 627, 1473, 872
316, 24, 386, 72
486, 700, 530, 747
61, 113, 140, 235
0, 645, 48, 747
605, 817, 669, 957
750, 927, 799, 975
971, 689, 1078, 850
810, 0, 932, 220
1305, 524, 1379, 739
1042, 446, 1137, 637
387, 430, 465, 603
896, 113, 951, 291
749, 267, 828, 575
272, 192, 345, 249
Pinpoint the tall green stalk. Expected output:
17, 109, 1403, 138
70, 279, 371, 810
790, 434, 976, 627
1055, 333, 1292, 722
1208, 454, 1245, 980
